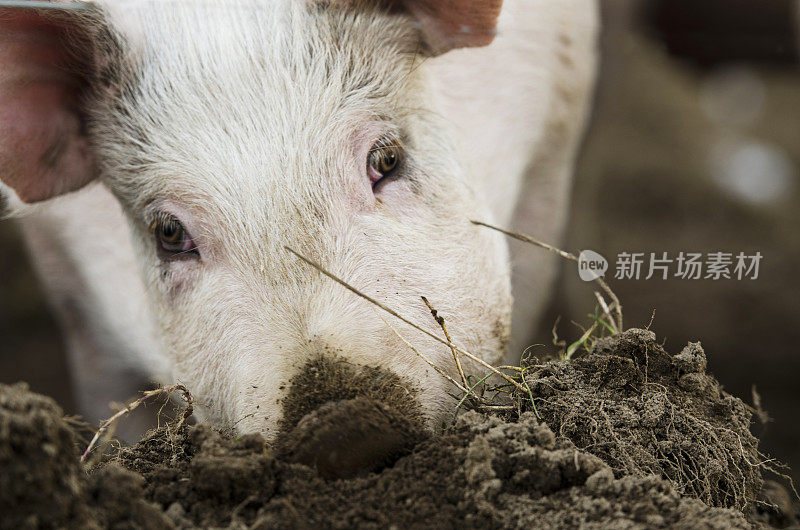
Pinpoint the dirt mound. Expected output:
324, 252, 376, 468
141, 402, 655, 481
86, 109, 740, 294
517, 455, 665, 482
521, 328, 762, 510
0, 329, 796, 529
0, 383, 171, 530
0, 383, 88, 529
106, 411, 750, 529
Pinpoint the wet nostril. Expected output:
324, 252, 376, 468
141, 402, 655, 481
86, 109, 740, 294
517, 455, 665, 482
278, 396, 424, 480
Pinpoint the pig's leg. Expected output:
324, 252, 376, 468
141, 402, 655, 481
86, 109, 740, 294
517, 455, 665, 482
16, 183, 167, 438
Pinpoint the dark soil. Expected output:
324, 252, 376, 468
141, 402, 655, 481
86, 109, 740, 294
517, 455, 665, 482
1, 329, 797, 529
523, 329, 761, 510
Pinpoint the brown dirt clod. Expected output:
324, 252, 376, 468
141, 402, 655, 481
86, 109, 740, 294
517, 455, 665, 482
520, 329, 762, 512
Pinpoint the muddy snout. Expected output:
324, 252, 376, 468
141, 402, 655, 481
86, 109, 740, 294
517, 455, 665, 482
280, 396, 423, 480
275, 357, 427, 480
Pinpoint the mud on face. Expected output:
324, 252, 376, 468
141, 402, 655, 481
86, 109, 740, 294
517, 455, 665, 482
274, 356, 428, 479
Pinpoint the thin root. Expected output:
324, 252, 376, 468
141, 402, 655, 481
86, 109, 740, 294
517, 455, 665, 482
81, 384, 193, 466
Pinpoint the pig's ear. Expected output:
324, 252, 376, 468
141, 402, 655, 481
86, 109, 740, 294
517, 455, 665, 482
0, 3, 99, 208
400, 0, 503, 55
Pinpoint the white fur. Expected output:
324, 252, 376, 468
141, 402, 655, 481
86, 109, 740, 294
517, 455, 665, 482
12, 0, 598, 437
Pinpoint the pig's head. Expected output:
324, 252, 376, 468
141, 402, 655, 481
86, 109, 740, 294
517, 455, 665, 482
0, 0, 511, 468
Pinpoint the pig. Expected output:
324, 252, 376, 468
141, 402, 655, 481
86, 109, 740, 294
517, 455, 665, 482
0, 0, 597, 469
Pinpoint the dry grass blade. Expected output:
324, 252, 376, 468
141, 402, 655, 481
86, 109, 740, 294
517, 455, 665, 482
565, 321, 599, 360
81, 384, 193, 466
421, 296, 468, 389
285, 246, 527, 394
594, 292, 618, 334
471, 220, 623, 332
376, 311, 469, 395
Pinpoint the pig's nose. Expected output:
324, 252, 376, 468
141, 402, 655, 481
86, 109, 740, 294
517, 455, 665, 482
278, 395, 423, 480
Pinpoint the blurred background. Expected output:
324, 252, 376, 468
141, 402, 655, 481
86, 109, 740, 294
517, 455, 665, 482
537, 0, 800, 486
1, 0, 799, 485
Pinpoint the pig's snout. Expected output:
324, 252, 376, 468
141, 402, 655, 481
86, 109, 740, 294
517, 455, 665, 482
280, 396, 421, 479
275, 356, 427, 479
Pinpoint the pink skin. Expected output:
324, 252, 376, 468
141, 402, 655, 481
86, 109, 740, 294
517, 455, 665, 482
0, 10, 95, 202
367, 165, 384, 185
332, 0, 502, 54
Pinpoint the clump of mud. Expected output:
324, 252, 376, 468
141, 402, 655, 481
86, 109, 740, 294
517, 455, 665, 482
1, 329, 797, 529
0, 383, 88, 528
275, 357, 428, 479
521, 328, 761, 510
0, 383, 172, 529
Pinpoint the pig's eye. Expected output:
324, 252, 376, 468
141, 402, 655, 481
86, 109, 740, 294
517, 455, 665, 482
367, 138, 403, 188
152, 215, 197, 258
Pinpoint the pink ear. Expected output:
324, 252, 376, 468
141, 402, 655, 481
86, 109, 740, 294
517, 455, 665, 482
402, 0, 503, 54
0, 5, 97, 204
